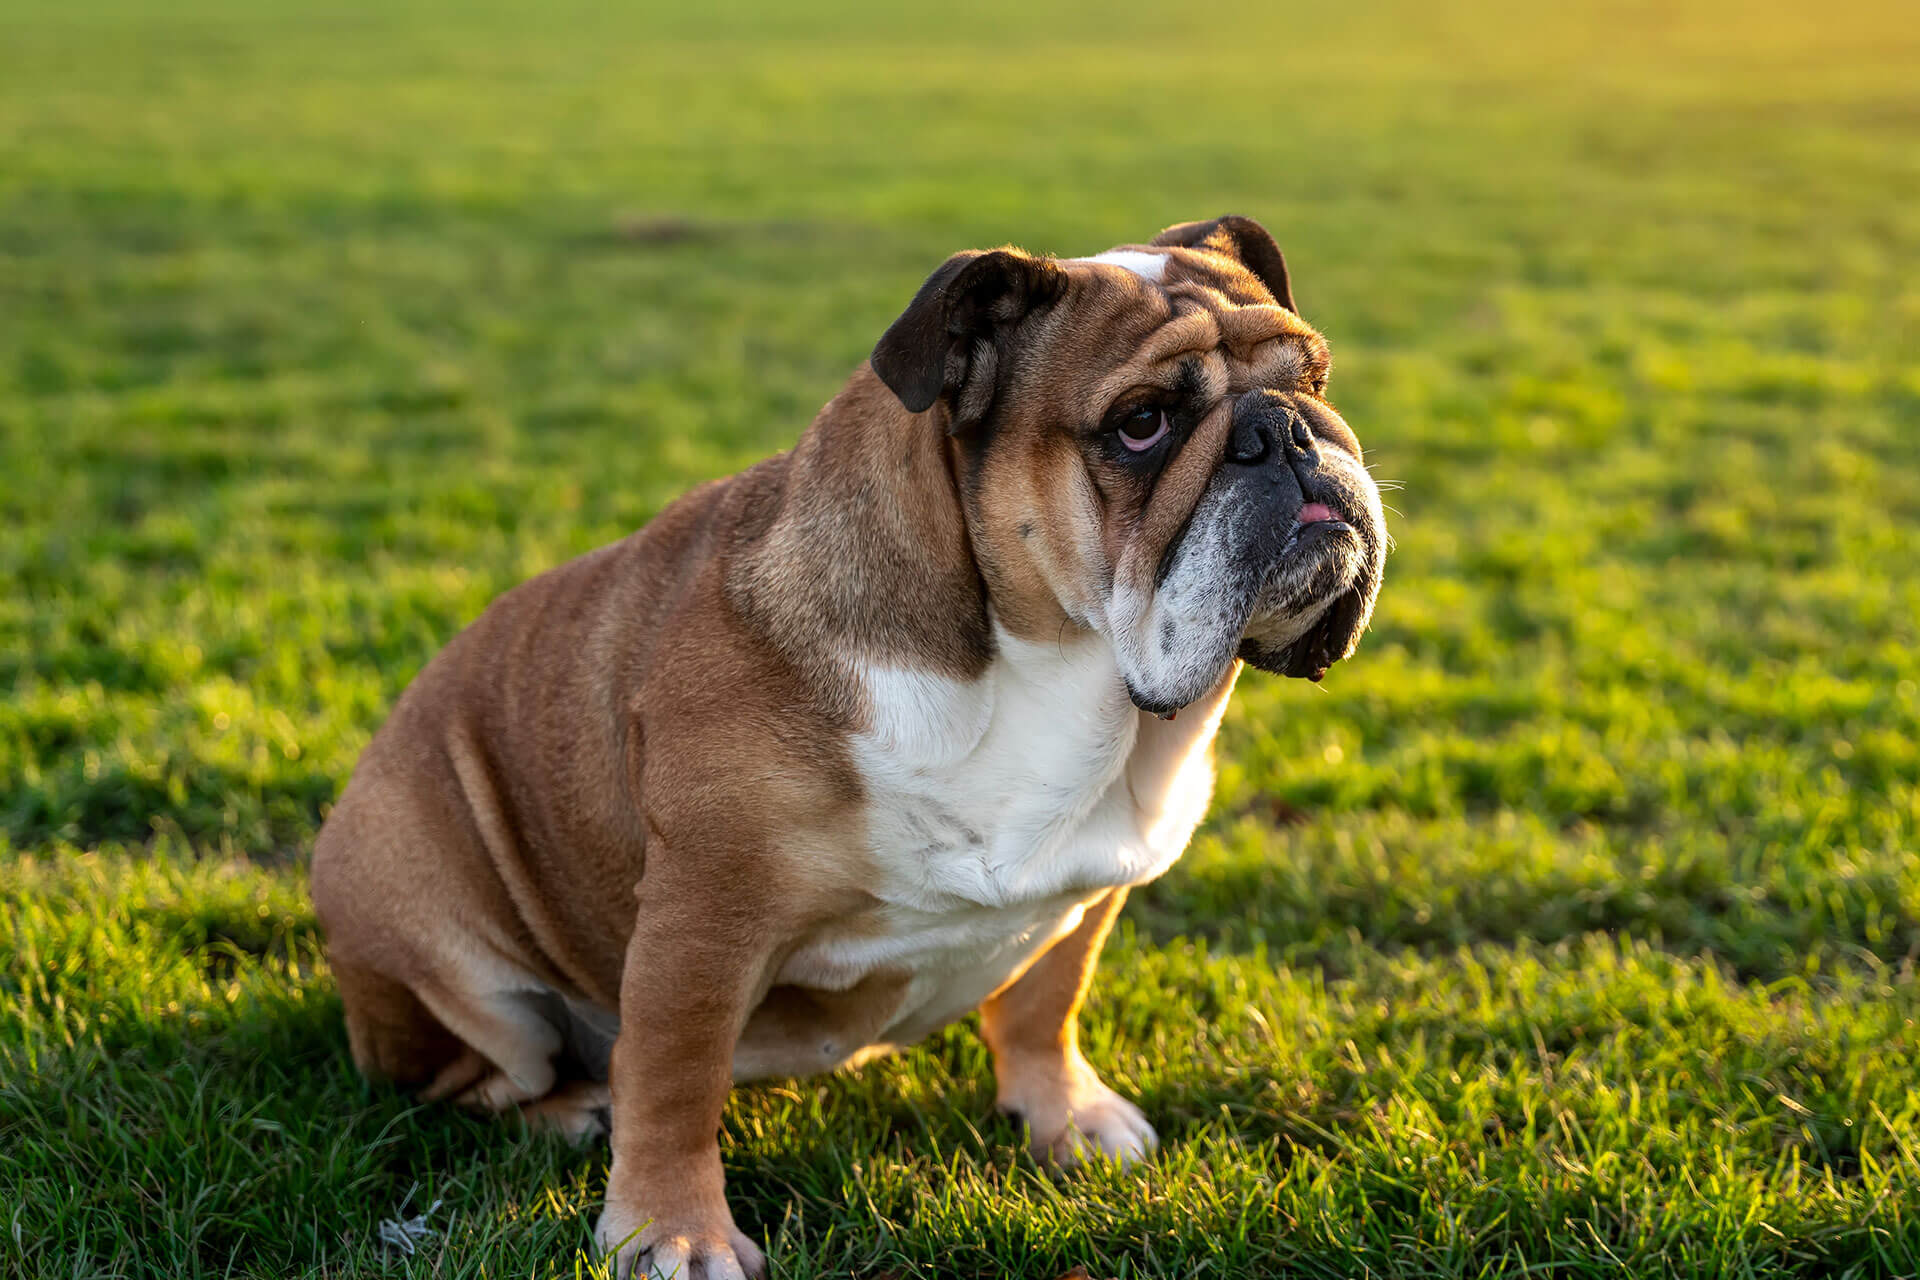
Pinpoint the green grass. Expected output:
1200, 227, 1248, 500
3, 0, 1918, 1274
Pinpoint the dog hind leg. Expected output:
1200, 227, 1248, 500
334, 954, 569, 1115
522, 1080, 613, 1143
333, 960, 464, 1089
408, 977, 566, 1112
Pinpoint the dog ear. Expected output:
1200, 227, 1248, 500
1152, 215, 1296, 314
871, 248, 1068, 431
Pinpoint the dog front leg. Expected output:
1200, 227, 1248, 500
596, 876, 771, 1280
979, 887, 1157, 1167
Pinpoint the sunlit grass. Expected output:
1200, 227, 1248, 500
2, 0, 1917, 1274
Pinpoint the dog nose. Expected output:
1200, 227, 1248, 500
1225, 412, 1269, 466
1228, 391, 1319, 471
1283, 412, 1316, 456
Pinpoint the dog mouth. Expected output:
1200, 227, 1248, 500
1120, 461, 1383, 719
1291, 497, 1356, 539
1270, 499, 1363, 589
1129, 504, 1364, 719
1273, 498, 1358, 567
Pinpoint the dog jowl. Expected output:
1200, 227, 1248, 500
311, 215, 1387, 1278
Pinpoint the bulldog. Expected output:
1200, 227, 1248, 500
311, 215, 1386, 1279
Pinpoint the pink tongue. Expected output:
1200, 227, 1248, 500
1298, 502, 1337, 524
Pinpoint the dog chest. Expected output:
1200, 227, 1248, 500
732, 632, 1232, 1078
743, 891, 1096, 1079
845, 629, 1224, 910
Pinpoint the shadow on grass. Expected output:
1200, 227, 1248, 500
2, 756, 338, 852
1129, 835, 1920, 984
7, 956, 1901, 1279
8, 840, 1912, 1277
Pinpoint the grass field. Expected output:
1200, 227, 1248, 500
3, 0, 1919, 1275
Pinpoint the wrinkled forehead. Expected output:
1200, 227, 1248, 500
1045, 247, 1324, 404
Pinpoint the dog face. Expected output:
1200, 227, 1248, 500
872, 216, 1387, 713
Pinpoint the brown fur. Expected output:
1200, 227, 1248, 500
312, 216, 1383, 1279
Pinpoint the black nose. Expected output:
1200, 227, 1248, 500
1228, 391, 1319, 471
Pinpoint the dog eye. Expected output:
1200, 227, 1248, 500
1117, 406, 1169, 452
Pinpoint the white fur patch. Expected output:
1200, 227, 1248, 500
850, 628, 1150, 911
850, 661, 992, 768
773, 626, 1226, 1053
1071, 249, 1167, 282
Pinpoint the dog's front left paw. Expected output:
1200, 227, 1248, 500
999, 1056, 1159, 1169
595, 1201, 767, 1280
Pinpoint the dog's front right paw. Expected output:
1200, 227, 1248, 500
997, 1052, 1159, 1170
595, 1201, 767, 1280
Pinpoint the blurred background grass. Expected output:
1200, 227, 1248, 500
2, 0, 1918, 1276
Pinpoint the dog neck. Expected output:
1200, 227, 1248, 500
725, 365, 996, 714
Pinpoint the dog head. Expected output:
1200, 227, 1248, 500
871, 215, 1387, 713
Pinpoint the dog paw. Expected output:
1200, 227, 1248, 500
595, 1203, 767, 1280
999, 1060, 1158, 1169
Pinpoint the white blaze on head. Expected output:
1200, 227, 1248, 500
1071, 249, 1168, 282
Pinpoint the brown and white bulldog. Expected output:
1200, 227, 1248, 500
311, 215, 1386, 1279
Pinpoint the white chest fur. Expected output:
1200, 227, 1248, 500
772, 629, 1235, 1053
